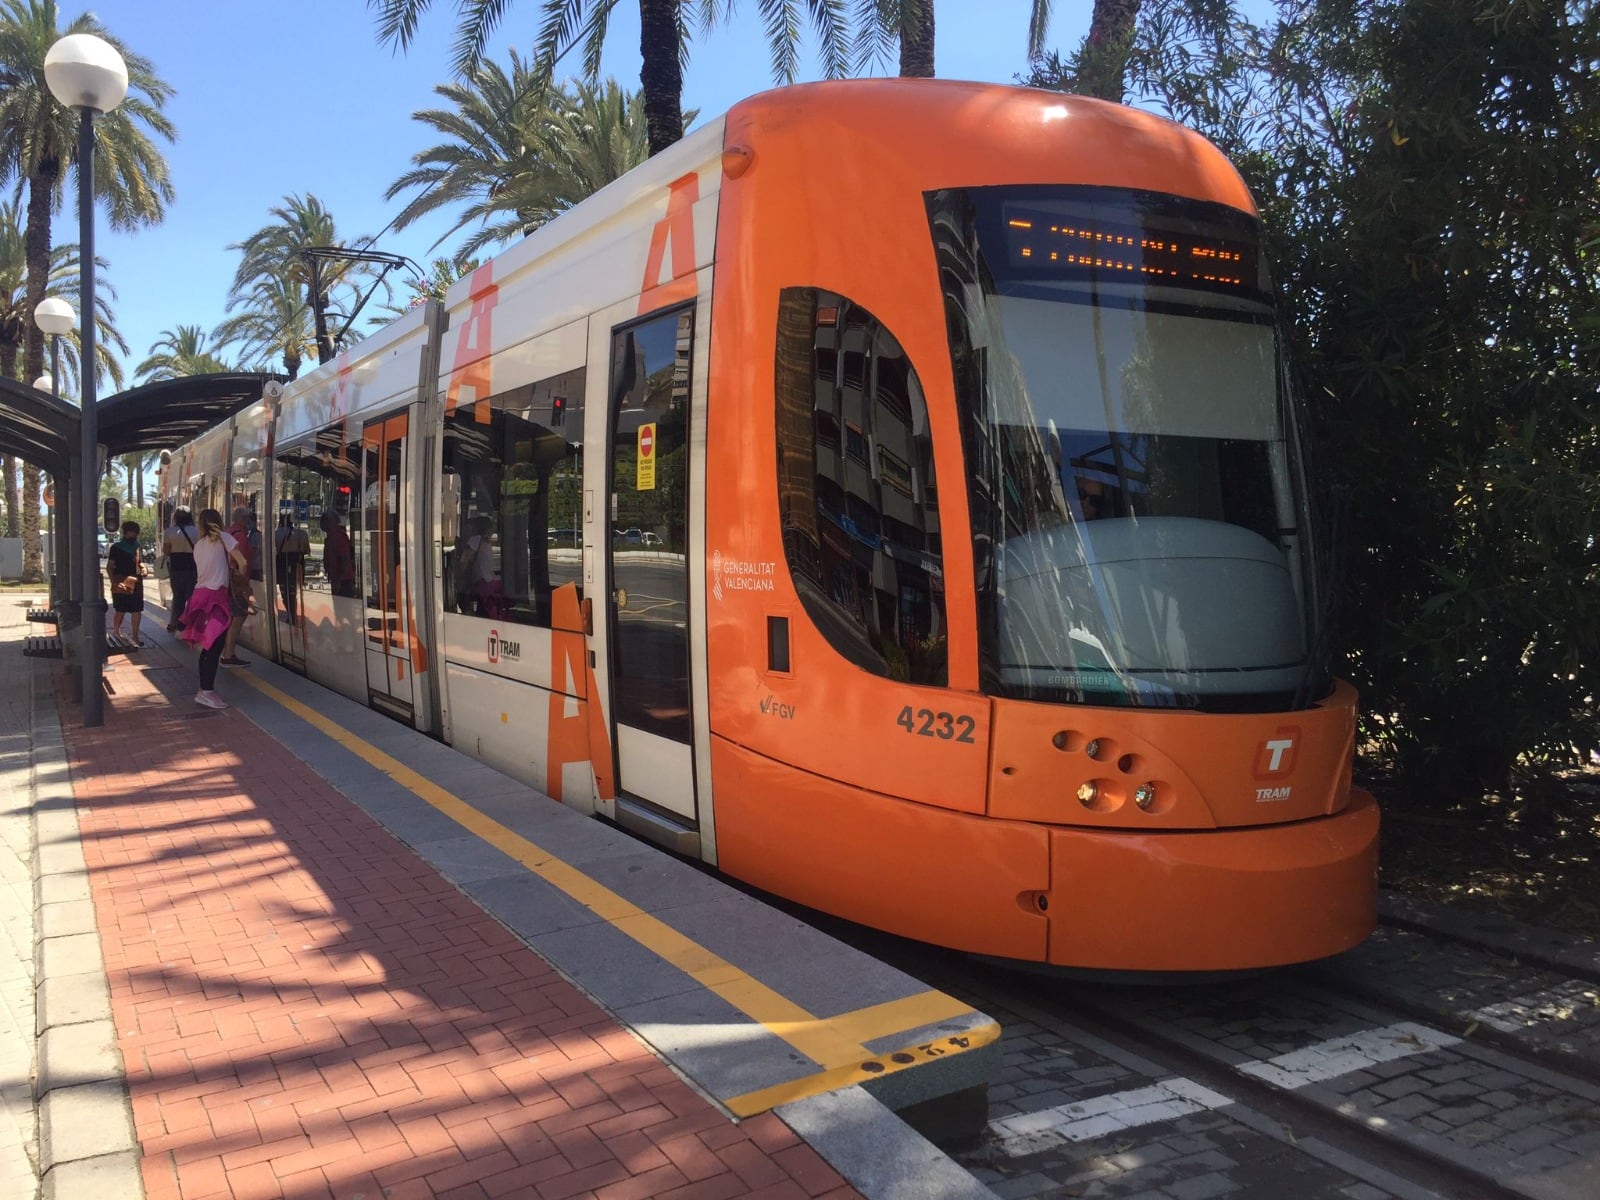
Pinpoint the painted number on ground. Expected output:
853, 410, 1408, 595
896, 706, 976, 743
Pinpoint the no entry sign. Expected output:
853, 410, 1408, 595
637, 422, 657, 491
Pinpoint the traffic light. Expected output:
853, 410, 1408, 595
551, 395, 566, 427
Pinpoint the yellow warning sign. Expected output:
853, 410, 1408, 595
637, 422, 657, 491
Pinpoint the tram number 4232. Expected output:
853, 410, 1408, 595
896, 706, 977, 743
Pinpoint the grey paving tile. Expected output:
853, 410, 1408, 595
458, 872, 603, 939
616, 986, 815, 1101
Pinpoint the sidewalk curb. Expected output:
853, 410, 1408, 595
780, 1087, 998, 1200
29, 663, 144, 1200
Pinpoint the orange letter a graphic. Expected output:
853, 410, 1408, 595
638, 173, 700, 315
446, 264, 498, 423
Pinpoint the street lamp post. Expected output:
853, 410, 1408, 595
45, 33, 127, 728
35, 296, 75, 616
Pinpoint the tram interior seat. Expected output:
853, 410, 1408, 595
1000, 515, 1306, 697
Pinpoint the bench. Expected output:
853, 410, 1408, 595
22, 635, 145, 660
26, 609, 56, 623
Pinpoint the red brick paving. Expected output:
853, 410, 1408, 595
58, 649, 862, 1200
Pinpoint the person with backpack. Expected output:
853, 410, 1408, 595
220, 506, 256, 667
180, 509, 249, 710
160, 508, 200, 632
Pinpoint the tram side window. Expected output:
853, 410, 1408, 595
775, 287, 947, 685
440, 367, 585, 628
275, 425, 363, 598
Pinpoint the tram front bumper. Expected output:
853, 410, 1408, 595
1045, 788, 1380, 972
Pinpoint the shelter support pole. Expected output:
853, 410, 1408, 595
58, 450, 81, 704
75, 110, 103, 726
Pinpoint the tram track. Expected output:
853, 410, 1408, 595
1047, 978, 1596, 1200
810, 910, 1600, 1200
1031, 984, 1528, 1200
1297, 915, 1600, 1091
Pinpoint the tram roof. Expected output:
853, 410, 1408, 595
0, 372, 279, 478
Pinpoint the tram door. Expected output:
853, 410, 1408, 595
605, 307, 696, 822
361, 412, 416, 718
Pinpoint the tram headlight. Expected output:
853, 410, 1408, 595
1134, 783, 1158, 810
1076, 781, 1098, 807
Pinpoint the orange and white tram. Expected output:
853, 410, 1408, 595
160, 80, 1378, 973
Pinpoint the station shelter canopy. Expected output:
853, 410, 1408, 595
0, 373, 279, 476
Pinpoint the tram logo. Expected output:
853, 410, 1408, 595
1252, 728, 1301, 780
487, 629, 521, 665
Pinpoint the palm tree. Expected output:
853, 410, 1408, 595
900, 1, 934, 77
848, 1, 935, 77
0, 0, 175, 580
226, 193, 374, 367
0, 197, 27, 537
1028, 0, 1143, 102
129, 325, 228, 505
213, 273, 317, 381
227, 193, 379, 366
371, 255, 480, 325
134, 324, 232, 382
0, 203, 126, 398
117, 449, 161, 507
371, 0, 851, 156
387, 66, 657, 257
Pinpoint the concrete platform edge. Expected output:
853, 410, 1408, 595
779, 1086, 998, 1200
29, 662, 144, 1199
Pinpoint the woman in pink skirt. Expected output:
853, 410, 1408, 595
180, 508, 248, 710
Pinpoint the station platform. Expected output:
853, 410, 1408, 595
6, 597, 1000, 1200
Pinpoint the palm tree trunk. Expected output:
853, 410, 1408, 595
0, 343, 17, 540
21, 464, 42, 583
638, 0, 685, 155
900, 0, 936, 78
21, 164, 59, 585
1, 456, 16, 540
1080, 0, 1141, 103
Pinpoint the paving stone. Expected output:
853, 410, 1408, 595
1509, 1145, 1582, 1172
1500, 1124, 1565, 1153
1372, 1094, 1435, 1120
1372, 1075, 1429, 1100
48, 639, 873, 1200
1165, 1173, 1234, 1200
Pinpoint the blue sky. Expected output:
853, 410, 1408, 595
61, 2, 1140, 385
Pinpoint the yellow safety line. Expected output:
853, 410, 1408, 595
810, 989, 980, 1049
235, 672, 989, 1099
725, 1022, 1003, 1117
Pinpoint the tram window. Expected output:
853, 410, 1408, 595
275, 424, 364, 599
929, 184, 1313, 710
775, 287, 947, 686
440, 366, 585, 628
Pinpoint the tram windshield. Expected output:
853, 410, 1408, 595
929, 184, 1320, 711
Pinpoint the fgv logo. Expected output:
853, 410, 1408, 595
487, 629, 522, 664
